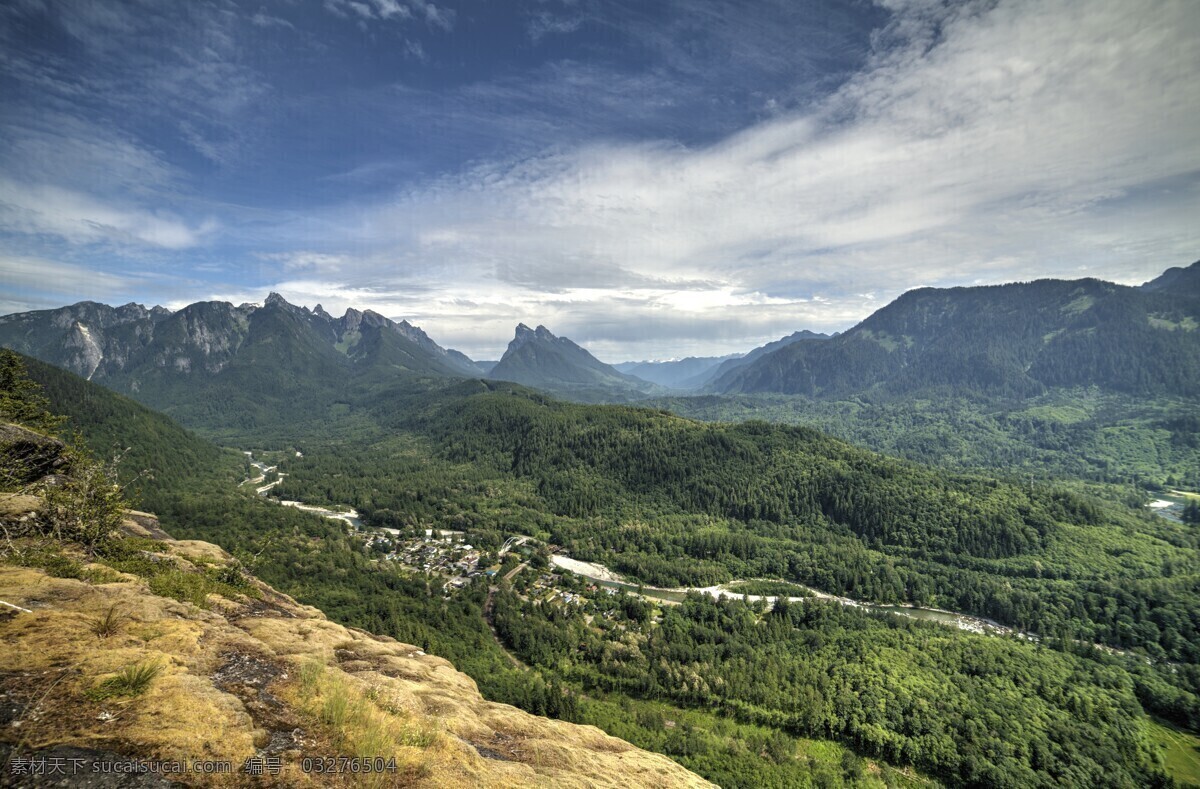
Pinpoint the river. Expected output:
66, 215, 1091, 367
1149, 490, 1197, 523
243, 451, 365, 530
551, 555, 1014, 636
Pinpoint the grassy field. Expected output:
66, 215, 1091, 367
1148, 718, 1200, 787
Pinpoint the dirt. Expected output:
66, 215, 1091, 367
460, 731, 523, 763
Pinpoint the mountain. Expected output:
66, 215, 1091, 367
1142, 259, 1200, 297
0, 300, 172, 381
0, 294, 483, 437
713, 271, 1200, 398
683, 330, 831, 390
614, 354, 741, 389
488, 324, 662, 402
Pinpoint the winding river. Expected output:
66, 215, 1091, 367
243, 451, 365, 530
239, 450, 1057, 642
551, 555, 1015, 636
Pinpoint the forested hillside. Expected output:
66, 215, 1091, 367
5, 351, 929, 786
262, 382, 1200, 668
647, 390, 1200, 493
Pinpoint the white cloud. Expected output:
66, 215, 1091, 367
6, 0, 1196, 361
0, 253, 140, 315
272, 0, 1198, 358
0, 179, 215, 249
322, 0, 451, 28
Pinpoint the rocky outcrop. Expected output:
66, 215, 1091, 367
0, 423, 68, 486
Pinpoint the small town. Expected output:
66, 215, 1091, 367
354, 525, 624, 610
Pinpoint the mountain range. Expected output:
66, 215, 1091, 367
2, 261, 1197, 423
0, 293, 484, 383
614, 354, 743, 389
612, 329, 836, 390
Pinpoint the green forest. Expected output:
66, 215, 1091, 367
647, 390, 1200, 494
271, 384, 1200, 665
493, 572, 1175, 787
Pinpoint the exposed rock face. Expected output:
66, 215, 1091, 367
62, 322, 104, 380
0, 528, 712, 789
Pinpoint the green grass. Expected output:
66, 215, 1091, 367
1148, 719, 1200, 787
2, 544, 122, 584
85, 661, 163, 701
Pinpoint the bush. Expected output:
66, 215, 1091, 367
37, 449, 126, 556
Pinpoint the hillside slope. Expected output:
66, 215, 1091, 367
682, 330, 831, 390
0, 504, 710, 788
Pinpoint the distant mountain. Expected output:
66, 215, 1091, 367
614, 354, 741, 389
0, 294, 483, 436
488, 324, 662, 402
684, 330, 832, 390
1142, 259, 1200, 297
714, 270, 1200, 398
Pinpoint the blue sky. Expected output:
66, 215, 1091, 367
1, 0, 1197, 361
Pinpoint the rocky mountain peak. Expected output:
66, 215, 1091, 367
358, 309, 392, 328
509, 323, 539, 352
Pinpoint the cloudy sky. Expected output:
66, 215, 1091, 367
1, 0, 1197, 361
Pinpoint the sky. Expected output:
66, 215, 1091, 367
0, 0, 1197, 362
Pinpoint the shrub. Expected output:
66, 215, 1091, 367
38, 449, 126, 556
